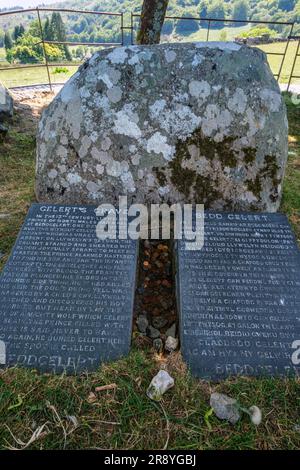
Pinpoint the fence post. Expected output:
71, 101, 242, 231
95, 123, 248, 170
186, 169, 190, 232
121, 12, 124, 46
131, 12, 134, 45
206, 20, 211, 42
37, 7, 52, 92
287, 37, 300, 92
277, 22, 294, 84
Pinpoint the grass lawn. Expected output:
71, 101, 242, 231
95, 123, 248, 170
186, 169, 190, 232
0, 64, 78, 88
0, 93, 299, 450
258, 41, 300, 84
183, 24, 251, 42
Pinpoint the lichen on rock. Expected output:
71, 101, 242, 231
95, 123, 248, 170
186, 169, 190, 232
36, 42, 288, 211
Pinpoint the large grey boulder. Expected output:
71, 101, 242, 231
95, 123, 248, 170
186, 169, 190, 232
36, 42, 288, 211
0, 81, 13, 138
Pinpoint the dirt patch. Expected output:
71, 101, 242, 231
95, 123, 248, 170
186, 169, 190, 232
10, 88, 59, 131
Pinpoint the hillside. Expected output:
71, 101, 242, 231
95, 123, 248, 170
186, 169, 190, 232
0, 0, 299, 44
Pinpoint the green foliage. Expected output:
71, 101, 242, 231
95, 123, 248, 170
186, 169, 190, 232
53, 66, 69, 74
10, 34, 43, 64
175, 13, 199, 35
44, 44, 65, 62
48, 12, 72, 61
232, 0, 249, 24
7, 33, 64, 64
278, 0, 296, 11
12, 45, 40, 64
207, 1, 226, 28
240, 26, 277, 38
4, 32, 13, 51
13, 24, 25, 41
162, 19, 174, 35
219, 30, 228, 41
28, 20, 41, 38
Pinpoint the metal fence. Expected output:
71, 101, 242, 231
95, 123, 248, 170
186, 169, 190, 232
288, 36, 300, 90
131, 13, 297, 86
0, 7, 125, 91
0, 7, 299, 91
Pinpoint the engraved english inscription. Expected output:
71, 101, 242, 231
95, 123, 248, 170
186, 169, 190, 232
0, 204, 138, 373
177, 212, 300, 379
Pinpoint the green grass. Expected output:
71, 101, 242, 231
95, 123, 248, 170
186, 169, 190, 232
0, 64, 77, 88
0, 93, 300, 449
258, 42, 300, 84
184, 24, 251, 42
0, 112, 36, 269
0, 352, 299, 450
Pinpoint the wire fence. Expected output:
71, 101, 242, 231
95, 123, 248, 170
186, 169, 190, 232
0, 7, 299, 91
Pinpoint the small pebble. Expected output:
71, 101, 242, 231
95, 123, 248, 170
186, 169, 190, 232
147, 370, 174, 401
165, 336, 178, 352
165, 323, 176, 338
152, 316, 168, 330
147, 325, 161, 339
153, 338, 163, 353
137, 315, 148, 334
210, 393, 240, 424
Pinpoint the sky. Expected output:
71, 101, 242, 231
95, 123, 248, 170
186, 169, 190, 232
0, 0, 65, 8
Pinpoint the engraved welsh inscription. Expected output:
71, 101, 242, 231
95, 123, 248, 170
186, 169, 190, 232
0, 204, 138, 373
176, 212, 300, 379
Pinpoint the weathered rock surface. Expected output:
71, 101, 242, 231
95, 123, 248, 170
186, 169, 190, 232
0, 81, 13, 120
0, 82, 13, 138
36, 42, 288, 211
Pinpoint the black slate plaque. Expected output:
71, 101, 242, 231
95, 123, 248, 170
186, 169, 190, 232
0, 204, 138, 373
176, 212, 300, 379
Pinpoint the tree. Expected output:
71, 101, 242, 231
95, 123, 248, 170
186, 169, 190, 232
44, 17, 52, 41
199, 0, 209, 26
137, 0, 169, 44
4, 32, 13, 51
12, 44, 40, 64
28, 20, 40, 37
50, 12, 72, 61
8, 32, 63, 64
14, 24, 25, 41
278, 0, 296, 11
19, 25, 25, 38
207, 1, 225, 28
232, 0, 249, 25
13, 25, 20, 41
162, 19, 174, 35
199, 0, 208, 17
175, 13, 199, 35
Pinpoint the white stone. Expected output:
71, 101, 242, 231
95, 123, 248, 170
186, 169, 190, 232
147, 370, 174, 401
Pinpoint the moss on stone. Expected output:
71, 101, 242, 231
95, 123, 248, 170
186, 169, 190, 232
154, 167, 167, 186
246, 176, 262, 198
246, 154, 280, 202
169, 139, 195, 198
244, 148, 257, 164
263, 155, 280, 181
168, 130, 227, 203
168, 129, 240, 202
194, 174, 221, 205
